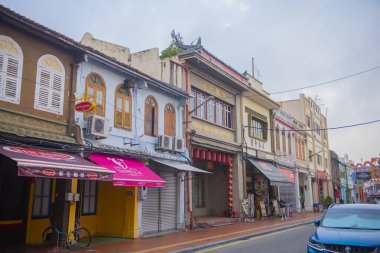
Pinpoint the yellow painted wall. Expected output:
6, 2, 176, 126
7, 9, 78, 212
97, 181, 125, 236
122, 187, 139, 238
241, 96, 273, 155
70, 181, 139, 239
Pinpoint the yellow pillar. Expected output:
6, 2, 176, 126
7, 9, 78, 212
67, 179, 78, 241
122, 187, 139, 238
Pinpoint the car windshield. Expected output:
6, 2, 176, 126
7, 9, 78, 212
321, 208, 380, 230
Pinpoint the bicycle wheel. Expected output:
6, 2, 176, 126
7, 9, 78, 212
75, 227, 92, 247
42, 226, 54, 245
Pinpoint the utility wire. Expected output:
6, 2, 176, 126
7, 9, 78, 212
270, 65, 380, 95
247, 119, 380, 132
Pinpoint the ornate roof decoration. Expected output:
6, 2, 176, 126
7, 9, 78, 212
171, 29, 202, 50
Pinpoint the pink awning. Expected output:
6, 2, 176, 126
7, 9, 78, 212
279, 167, 296, 183
0, 145, 113, 180
89, 153, 165, 187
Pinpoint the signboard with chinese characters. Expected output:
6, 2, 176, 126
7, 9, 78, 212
191, 120, 234, 141
75, 101, 96, 112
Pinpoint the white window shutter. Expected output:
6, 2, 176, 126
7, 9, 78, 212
0, 54, 4, 97
51, 73, 64, 113
36, 69, 50, 108
4, 57, 20, 101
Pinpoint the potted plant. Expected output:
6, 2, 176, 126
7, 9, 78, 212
323, 196, 333, 209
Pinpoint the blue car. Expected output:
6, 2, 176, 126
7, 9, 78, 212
308, 204, 380, 253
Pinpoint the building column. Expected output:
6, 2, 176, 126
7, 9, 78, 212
233, 153, 244, 216
122, 187, 139, 238
294, 168, 301, 213
306, 174, 313, 211
177, 172, 186, 230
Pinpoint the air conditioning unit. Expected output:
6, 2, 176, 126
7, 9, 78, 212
172, 137, 185, 152
156, 135, 172, 150
86, 115, 109, 138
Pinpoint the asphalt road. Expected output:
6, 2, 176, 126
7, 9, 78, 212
194, 224, 316, 253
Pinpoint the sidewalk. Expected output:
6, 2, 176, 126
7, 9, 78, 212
12, 212, 323, 253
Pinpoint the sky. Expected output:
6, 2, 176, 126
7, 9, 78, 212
1, 0, 379, 163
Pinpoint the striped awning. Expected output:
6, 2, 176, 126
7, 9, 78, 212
0, 145, 113, 180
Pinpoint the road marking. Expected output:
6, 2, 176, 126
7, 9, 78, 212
196, 225, 310, 253
132, 218, 317, 253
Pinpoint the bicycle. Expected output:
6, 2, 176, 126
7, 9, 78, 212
42, 218, 92, 249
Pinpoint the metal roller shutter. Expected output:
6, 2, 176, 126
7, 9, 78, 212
159, 171, 177, 232
279, 184, 296, 213
141, 186, 159, 235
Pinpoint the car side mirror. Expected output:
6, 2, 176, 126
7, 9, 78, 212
314, 220, 321, 227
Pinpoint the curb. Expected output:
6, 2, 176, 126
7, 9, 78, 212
172, 220, 315, 253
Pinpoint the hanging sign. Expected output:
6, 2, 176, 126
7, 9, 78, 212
75, 101, 96, 112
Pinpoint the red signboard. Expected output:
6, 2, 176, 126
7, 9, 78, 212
75, 101, 96, 112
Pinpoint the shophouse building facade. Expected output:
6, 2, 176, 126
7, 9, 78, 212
241, 74, 292, 218
339, 155, 356, 203
281, 94, 333, 204
73, 47, 194, 237
0, 5, 117, 248
329, 150, 341, 203
292, 117, 312, 211
273, 109, 299, 213
175, 40, 249, 220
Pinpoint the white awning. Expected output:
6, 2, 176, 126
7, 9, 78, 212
152, 159, 212, 174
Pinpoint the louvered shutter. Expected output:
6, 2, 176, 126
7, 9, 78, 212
144, 105, 153, 135
0, 54, 4, 97
51, 72, 64, 113
124, 99, 131, 129
169, 112, 176, 136
124, 112, 131, 129
4, 57, 19, 101
115, 111, 123, 127
36, 69, 50, 108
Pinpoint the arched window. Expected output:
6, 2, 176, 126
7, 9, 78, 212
288, 132, 292, 155
164, 103, 176, 136
35, 54, 65, 114
275, 127, 280, 151
114, 84, 132, 130
85, 73, 106, 116
282, 128, 286, 153
144, 96, 158, 136
0, 35, 23, 103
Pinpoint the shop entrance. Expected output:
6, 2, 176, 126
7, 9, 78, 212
0, 158, 29, 248
192, 160, 228, 217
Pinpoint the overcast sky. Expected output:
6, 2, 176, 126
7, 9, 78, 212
2, 0, 379, 163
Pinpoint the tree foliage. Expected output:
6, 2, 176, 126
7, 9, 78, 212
160, 42, 182, 59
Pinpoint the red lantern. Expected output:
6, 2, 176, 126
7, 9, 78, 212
228, 197, 233, 202
193, 148, 199, 159
228, 203, 233, 208
217, 152, 222, 162
211, 151, 217, 162
228, 174, 233, 179
227, 155, 231, 163
206, 150, 212, 161
200, 150, 206, 160
222, 154, 226, 163
228, 186, 233, 190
